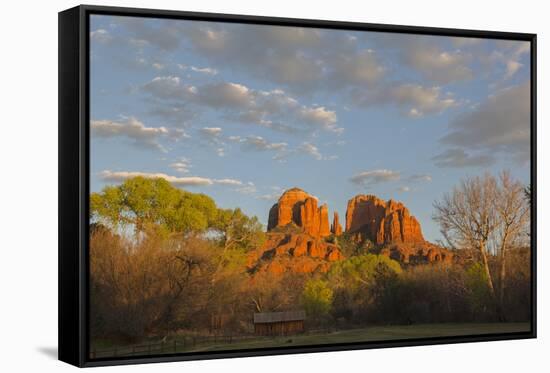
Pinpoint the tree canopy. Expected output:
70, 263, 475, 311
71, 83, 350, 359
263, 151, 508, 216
328, 254, 402, 291
90, 176, 268, 255
302, 279, 333, 318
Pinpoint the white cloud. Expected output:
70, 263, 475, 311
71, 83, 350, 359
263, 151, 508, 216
438, 82, 530, 166
90, 29, 112, 44
504, 60, 523, 80
328, 50, 385, 87
479, 40, 530, 82
236, 182, 257, 194
298, 106, 342, 133
100, 170, 245, 188
228, 135, 241, 142
169, 158, 191, 173
197, 127, 226, 155
100, 170, 214, 186
198, 127, 224, 149
298, 142, 322, 160
197, 82, 252, 108
167, 128, 191, 140
396, 174, 432, 192
350, 169, 401, 186
432, 148, 495, 168
408, 174, 432, 182
214, 178, 242, 186
129, 38, 149, 49
251, 140, 337, 162
200, 127, 222, 137
110, 17, 183, 52
354, 84, 459, 117
257, 192, 281, 201
190, 66, 218, 75
141, 76, 196, 100
141, 76, 341, 135
451, 37, 484, 47
234, 135, 287, 152
257, 186, 284, 201
183, 23, 387, 93
404, 44, 473, 84
91, 117, 169, 151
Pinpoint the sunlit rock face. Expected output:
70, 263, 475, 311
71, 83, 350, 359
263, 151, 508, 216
247, 232, 344, 275
345, 194, 424, 245
331, 212, 343, 236
255, 189, 452, 276
267, 188, 330, 238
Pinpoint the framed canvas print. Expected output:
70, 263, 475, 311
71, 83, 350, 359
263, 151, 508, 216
58, 5, 537, 367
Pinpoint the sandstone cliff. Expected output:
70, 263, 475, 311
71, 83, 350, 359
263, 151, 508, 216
345, 194, 424, 245
248, 232, 344, 275
331, 212, 343, 236
251, 189, 454, 276
267, 188, 331, 238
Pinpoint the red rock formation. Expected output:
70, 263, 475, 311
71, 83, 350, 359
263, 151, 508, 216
345, 195, 424, 245
259, 190, 448, 272
268, 188, 310, 229
268, 188, 330, 238
248, 232, 344, 275
379, 242, 455, 265
331, 212, 343, 236
318, 204, 330, 237
300, 197, 320, 236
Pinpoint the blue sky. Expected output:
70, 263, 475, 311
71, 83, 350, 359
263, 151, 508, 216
89, 15, 531, 242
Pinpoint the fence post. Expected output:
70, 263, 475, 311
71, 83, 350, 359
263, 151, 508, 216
174, 340, 177, 353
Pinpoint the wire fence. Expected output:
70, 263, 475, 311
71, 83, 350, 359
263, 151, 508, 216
90, 334, 257, 359
90, 327, 337, 359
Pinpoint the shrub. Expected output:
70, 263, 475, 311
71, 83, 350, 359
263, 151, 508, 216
302, 279, 333, 319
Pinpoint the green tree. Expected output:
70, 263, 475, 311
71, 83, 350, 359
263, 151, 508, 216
302, 279, 333, 318
465, 262, 495, 319
90, 176, 217, 235
328, 254, 401, 323
213, 208, 265, 253
336, 233, 375, 257
328, 254, 401, 291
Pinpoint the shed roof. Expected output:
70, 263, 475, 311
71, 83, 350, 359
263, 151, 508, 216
253, 310, 306, 323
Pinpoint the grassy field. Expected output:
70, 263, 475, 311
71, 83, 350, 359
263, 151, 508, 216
187, 322, 530, 352
91, 322, 530, 358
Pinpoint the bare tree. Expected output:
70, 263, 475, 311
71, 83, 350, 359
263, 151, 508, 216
433, 171, 531, 311
493, 171, 530, 308
433, 174, 498, 296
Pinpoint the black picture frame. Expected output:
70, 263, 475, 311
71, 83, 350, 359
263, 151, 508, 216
58, 4, 537, 368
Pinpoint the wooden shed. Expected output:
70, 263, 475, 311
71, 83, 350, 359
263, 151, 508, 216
253, 310, 306, 336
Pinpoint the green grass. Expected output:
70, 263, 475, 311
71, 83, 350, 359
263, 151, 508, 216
91, 322, 530, 358
187, 322, 530, 352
